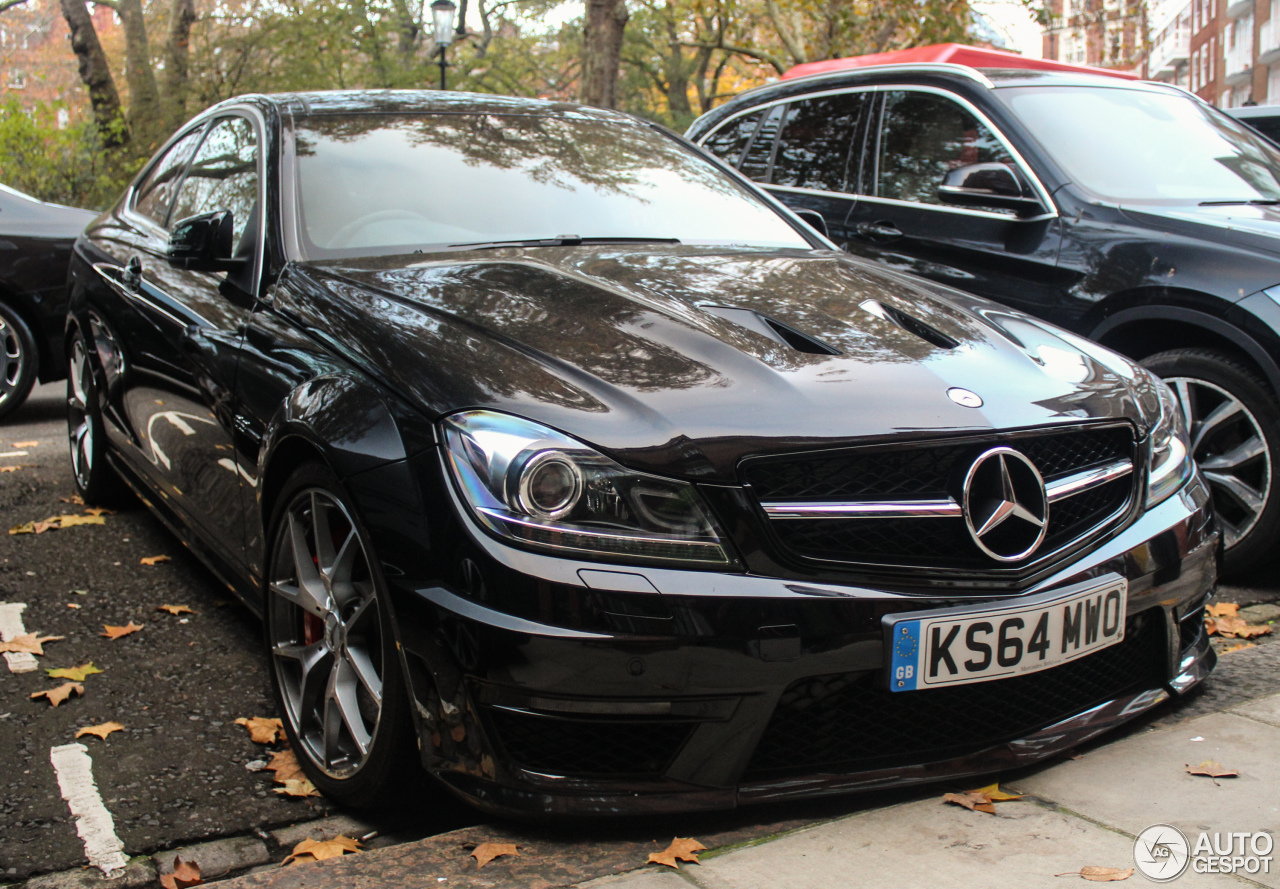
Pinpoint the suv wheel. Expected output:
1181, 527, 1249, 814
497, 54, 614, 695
1143, 348, 1280, 576
0, 302, 37, 421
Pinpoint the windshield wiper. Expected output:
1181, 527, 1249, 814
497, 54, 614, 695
1198, 199, 1280, 206
447, 235, 681, 250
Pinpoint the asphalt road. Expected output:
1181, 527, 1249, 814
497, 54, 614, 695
3, 381, 1278, 883
0, 383, 472, 881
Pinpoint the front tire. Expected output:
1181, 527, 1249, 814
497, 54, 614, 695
0, 302, 38, 421
264, 462, 416, 807
1143, 348, 1280, 577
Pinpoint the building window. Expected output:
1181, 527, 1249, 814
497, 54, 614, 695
7, 69, 26, 89
57, 108, 70, 129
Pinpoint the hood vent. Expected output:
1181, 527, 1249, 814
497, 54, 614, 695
859, 299, 959, 350
699, 304, 841, 356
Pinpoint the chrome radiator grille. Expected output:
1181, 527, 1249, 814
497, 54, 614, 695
743, 424, 1139, 575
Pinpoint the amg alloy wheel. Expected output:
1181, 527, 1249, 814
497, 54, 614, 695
265, 463, 413, 806
0, 302, 37, 421
66, 333, 127, 505
1144, 348, 1280, 576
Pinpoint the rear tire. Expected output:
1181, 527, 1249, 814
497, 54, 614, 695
1142, 348, 1280, 577
66, 332, 129, 506
263, 461, 418, 808
0, 302, 38, 422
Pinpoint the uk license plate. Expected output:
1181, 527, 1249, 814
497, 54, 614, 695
885, 575, 1128, 692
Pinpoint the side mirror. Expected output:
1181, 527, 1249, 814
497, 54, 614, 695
167, 210, 247, 271
793, 209, 829, 238
937, 163, 1047, 217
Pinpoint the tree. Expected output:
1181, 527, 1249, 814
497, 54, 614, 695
580, 0, 627, 107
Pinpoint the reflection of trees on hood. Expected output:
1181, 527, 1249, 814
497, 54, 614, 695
292, 111, 742, 202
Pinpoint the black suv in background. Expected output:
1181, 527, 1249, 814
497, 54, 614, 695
1229, 105, 1280, 147
688, 65, 1280, 576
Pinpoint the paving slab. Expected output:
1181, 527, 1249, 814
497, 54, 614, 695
1233, 692, 1280, 728
670, 798, 1246, 889
578, 873, 689, 889
1014, 711, 1280, 888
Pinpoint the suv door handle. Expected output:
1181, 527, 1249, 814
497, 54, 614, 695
855, 222, 903, 241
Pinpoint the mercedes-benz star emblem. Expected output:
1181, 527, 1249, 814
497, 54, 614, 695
962, 447, 1049, 562
947, 387, 983, 408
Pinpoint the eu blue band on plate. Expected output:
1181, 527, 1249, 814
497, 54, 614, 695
890, 620, 921, 692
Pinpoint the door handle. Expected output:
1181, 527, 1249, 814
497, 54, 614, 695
855, 222, 904, 242
122, 256, 143, 292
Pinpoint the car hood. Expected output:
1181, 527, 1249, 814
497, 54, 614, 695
1119, 200, 1280, 262
293, 246, 1155, 480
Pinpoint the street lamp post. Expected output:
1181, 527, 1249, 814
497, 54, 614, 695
431, 0, 457, 90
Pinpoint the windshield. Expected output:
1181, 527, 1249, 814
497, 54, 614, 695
289, 112, 811, 259
998, 85, 1280, 202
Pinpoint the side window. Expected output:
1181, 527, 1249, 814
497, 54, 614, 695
877, 91, 1015, 206
132, 126, 206, 224
739, 105, 785, 182
772, 93, 867, 192
168, 116, 259, 254
702, 109, 764, 168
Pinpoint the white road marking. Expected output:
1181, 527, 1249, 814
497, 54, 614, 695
50, 743, 128, 875
0, 601, 38, 673
0, 450, 28, 458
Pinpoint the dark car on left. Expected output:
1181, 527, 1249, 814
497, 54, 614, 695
66, 90, 1215, 818
0, 183, 96, 419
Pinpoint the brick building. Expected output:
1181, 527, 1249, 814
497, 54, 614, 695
1142, 0, 1280, 105
0, 0, 118, 123
1042, 0, 1147, 69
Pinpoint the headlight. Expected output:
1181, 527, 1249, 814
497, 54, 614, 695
442, 410, 737, 567
1146, 373, 1194, 508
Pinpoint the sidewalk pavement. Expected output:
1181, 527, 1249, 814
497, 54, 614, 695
207, 680, 1280, 889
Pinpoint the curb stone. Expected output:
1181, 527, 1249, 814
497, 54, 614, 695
22, 857, 155, 889
154, 836, 271, 880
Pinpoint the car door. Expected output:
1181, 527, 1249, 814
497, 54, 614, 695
844, 88, 1066, 315
99, 114, 262, 564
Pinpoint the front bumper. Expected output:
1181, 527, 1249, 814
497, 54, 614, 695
388, 472, 1217, 818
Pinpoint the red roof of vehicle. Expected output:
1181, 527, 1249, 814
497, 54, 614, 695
782, 43, 1140, 82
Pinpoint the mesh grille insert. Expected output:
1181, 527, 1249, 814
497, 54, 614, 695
485, 709, 694, 778
745, 610, 1165, 778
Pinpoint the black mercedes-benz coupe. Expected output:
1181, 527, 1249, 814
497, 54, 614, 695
0, 183, 96, 420
67, 90, 1217, 817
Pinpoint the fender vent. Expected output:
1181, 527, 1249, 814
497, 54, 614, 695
860, 300, 959, 350
700, 304, 841, 355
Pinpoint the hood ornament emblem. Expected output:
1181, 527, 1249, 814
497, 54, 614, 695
948, 387, 983, 408
962, 447, 1048, 562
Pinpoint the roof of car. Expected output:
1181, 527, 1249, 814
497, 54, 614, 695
242, 89, 625, 119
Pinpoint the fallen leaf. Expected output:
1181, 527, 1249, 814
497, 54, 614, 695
67, 603, 81, 609
157, 604, 196, 615
1221, 642, 1258, 654
1186, 760, 1239, 782
0, 633, 65, 655
56, 514, 106, 528
472, 843, 519, 868
273, 778, 321, 798
943, 791, 996, 814
11, 441, 38, 448
31, 682, 83, 707
0, 466, 18, 473
281, 836, 361, 866
159, 854, 203, 889
46, 662, 104, 681
140, 555, 171, 566
1055, 866, 1135, 881
235, 716, 285, 744
9, 522, 34, 535
968, 782, 1024, 801
83, 507, 114, 517
1206, 602, 1239, 618
76, 721, 124, 740
648, 837, 707, 869
102, 622, 143, 640
265, 748, 306, 783
1206, 615, 1272, 638
60, 494, 85, 505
